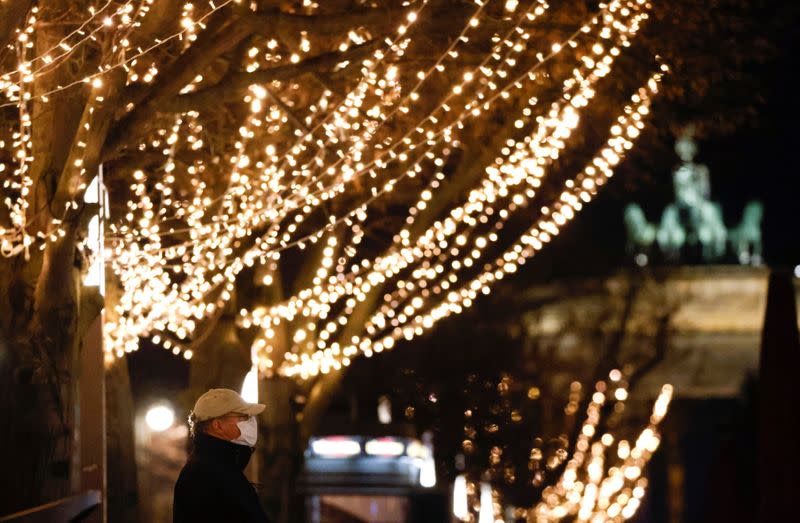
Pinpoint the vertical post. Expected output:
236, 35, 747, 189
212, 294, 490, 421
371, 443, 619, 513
666, 428, 684, 523
81, 314, 107, 522
79, 166, 107, 521
757, 269, 800, 521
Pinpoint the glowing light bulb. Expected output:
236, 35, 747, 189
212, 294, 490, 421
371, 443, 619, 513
145, 404, 175, 432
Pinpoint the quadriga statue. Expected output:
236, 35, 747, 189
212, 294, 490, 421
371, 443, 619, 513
656, 205, 686, 260
625, 125, 763, 266
624, 203, 657, 255
729, 201, 764, 265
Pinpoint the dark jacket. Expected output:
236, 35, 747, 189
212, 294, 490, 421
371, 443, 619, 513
173, 432, 269, 523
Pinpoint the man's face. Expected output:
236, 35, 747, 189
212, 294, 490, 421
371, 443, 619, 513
210, 413, 248, 441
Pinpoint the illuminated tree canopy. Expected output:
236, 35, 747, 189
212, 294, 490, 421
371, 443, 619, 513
3, 0, 664, 369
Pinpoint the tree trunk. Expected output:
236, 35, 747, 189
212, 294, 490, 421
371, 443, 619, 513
0, 0, 103, 511
259, 376, 303, 523
106, 358, 140, 523
0, 231, 83, 512
185, 307, 251, 409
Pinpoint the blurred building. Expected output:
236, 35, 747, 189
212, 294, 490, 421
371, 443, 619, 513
300, 407, 448, 522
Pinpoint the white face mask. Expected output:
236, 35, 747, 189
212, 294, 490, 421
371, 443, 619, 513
231, 416, 258, 447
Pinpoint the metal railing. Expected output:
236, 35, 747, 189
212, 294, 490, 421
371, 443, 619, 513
0, 491, 101, 522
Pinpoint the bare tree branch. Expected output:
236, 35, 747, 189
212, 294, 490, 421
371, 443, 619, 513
0, 0, 33, 53
158, 39, 379, 114
130, 0, 185, 49
245, 6, 409, 39
103, 1, 423, 158
263, 85, 309, 133
299, 370, 344, 442
103, 9, 254, 158
53, 69, 125, 218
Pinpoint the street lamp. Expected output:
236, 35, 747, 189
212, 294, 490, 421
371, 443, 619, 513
145, 404, 175, 432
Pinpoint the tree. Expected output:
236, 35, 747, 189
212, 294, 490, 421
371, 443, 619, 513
341, 269, 679, 520
0, 0, 779, 518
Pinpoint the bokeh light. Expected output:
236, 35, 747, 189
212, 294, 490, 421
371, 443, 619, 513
145, 404, 175, 432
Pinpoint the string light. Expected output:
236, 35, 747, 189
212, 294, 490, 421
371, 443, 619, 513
125, 0, 659, 369
1, 0, 235, 258
455, 373, 673, 522
235, 0, 642, 353
279, 20, 664, 377
102, 0, 429, 360
2, 0, 666, 371
530, 383, 673, 522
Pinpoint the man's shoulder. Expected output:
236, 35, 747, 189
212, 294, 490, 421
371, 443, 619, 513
176, 456, 220, 486
177, 455, 245, 485
173, 459, 231, 522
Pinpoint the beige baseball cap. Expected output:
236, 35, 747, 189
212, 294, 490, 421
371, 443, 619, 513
191, 388, 265, 422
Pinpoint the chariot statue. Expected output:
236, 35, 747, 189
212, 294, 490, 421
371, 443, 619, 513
624, 126, 762, 265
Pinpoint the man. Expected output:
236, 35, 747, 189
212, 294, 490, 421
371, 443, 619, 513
173, 388, 270, 522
